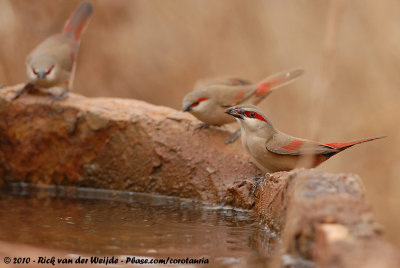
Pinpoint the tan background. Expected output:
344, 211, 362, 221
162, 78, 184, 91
1, 0, 399, 246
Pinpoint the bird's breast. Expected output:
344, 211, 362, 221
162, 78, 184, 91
242, 135, 299, 172
191, 107, 235, 126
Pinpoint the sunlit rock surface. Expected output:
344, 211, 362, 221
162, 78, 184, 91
0, 85, 261, 202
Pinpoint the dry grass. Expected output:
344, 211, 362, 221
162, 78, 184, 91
1, 0, 400, 246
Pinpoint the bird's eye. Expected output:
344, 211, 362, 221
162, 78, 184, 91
249, 112, 256, 117
191, 97, 208, 107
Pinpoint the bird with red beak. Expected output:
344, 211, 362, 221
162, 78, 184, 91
225, 105, 385, 174
182, 68, 303, 143
13, 2, 93, 103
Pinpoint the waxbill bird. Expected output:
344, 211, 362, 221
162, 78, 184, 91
225, 105, 385, 173
13, 2, 93, 102
182, 68, 303, 143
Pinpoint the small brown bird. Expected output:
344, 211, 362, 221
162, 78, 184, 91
182, 68, 303, 143
225, 105, 385, 173
13, 2, 93, 102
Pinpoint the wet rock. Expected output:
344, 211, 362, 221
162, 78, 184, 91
224, 179, 256, 209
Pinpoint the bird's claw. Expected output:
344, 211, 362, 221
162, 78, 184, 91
234, 174, 270, 196
234, 177, 261, 183
50, 90, 69, 105
195, 123, 210, 130
251, 175, 270, 196
12, 83, 34, 101
225, 129, 241, 144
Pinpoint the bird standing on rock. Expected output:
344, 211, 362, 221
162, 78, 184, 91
182, 68, 303, 143
225, 105, 385, 173
13, 2, 93, 103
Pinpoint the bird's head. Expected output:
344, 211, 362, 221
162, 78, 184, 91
225, 105, 274, 133
27, 56, 57, 82
182, 89, 212, 114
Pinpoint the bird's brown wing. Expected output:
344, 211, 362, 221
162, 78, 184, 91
216, 84, 259, 107
212, 77, 253, 86
221, 68, 304, 106
267, 134, 385, 156
194, 76, 252, 89
265, 133, 338, 156
218, 68, 304, 107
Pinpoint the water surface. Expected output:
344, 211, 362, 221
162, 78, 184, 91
0, 183, 276, 267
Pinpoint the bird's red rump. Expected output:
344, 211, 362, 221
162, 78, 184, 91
282, 140, 306, 151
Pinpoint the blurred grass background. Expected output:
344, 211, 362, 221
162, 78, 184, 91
1, 0, 399, 246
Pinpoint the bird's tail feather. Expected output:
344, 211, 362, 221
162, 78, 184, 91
252, 68, 304, 105
325, 136, 386, 150
62, 2, 93, 40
